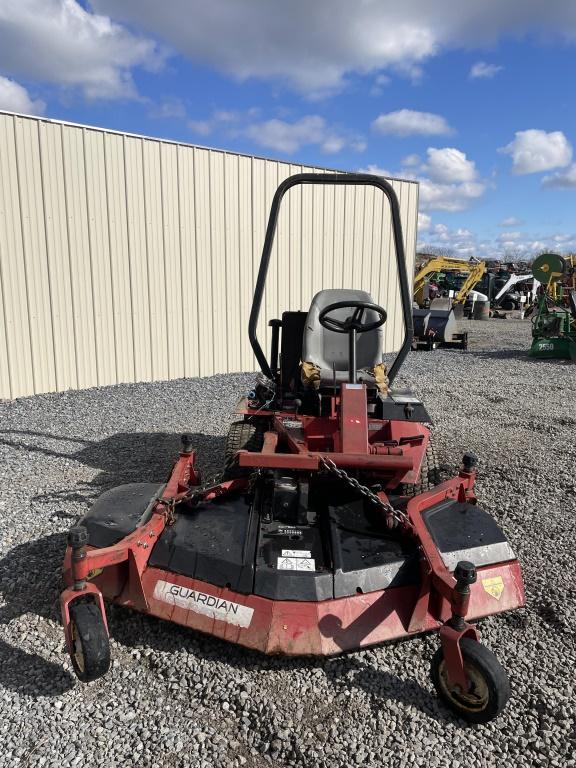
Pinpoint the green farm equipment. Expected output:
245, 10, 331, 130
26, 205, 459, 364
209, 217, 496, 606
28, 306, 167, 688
529, 253, 576, 360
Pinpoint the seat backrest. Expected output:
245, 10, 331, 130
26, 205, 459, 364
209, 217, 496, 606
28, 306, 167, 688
280, 311, 307, 390
302, 289, 383, 382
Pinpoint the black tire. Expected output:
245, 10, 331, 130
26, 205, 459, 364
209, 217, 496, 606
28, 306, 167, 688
501, 299, 516, 311
403, 439, 441, 496
223, 420, 266, 478
69, 600, 110, 683
431, 637, 510, 723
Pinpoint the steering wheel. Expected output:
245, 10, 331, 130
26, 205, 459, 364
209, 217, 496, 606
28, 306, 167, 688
318, 300, 387, 334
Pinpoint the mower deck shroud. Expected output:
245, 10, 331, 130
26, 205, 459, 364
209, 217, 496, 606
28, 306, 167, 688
62, 442, 524, 656
82, 478, 515, 604
60, 173, 525, 721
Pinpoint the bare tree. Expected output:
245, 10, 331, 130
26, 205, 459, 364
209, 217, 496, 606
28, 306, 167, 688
416, 245, 456, 259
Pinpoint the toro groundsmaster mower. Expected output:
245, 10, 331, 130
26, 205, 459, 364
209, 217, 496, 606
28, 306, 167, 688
61, 173, 524, 723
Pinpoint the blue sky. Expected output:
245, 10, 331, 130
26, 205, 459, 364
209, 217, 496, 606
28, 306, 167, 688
1, 1, 576, 259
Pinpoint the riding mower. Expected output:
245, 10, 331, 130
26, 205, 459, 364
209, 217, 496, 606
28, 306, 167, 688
60, 173, 524, 723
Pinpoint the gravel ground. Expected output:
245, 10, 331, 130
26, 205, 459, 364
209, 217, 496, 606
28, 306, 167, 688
0, 318, 575, 768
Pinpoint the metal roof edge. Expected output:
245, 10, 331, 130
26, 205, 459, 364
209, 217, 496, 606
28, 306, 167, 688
0, 108, 419, 186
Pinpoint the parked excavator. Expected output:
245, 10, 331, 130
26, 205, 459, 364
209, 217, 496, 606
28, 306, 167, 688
412, 257, 485, 350
469, 271, 537, 314
413, 257, 486, 307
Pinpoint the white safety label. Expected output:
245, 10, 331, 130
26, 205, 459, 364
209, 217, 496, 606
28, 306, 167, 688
277, 556, 316, 571
153, 580, 254, 628
282, 420, 302, 429
278, 527, 302, 537
281, 549, 311, 558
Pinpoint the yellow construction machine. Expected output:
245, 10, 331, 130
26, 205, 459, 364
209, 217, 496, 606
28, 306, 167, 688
412, 257, 486, 351
413, 257, 486, 307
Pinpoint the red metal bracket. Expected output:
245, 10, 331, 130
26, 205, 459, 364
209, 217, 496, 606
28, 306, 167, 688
439, 622, 479, 690
340, 384, 369, 454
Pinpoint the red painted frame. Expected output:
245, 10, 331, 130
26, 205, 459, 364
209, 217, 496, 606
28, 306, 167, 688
60, 383, 525, 689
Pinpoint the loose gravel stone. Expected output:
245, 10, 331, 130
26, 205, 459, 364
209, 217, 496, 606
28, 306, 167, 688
0, 319, 575, 767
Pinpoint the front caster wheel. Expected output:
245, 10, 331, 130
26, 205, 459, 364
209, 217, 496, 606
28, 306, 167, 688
431, 638, 510, 723
69, 601, 110, 682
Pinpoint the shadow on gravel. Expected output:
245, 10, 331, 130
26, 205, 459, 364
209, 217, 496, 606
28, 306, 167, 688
323, 653, 443, 721
466, 348, 572, 363
109, 607, 444, 721
0, 532, 76, 696
0, 429, 225, 507
0, 430, 224, 697
0, 637, 74, 697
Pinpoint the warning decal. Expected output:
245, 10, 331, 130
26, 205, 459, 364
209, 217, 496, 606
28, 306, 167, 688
281, 549, 311, 559
482, 576, 504, 600
277, 556, 316, 571
153, 580, 254, 627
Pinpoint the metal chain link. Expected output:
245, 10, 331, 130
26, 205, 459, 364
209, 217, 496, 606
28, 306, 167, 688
162, 469, 227, 513
162, 456, 409, 531
319, 456, 411, 529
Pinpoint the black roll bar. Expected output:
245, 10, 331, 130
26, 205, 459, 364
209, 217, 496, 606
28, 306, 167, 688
248, 173, 414, 385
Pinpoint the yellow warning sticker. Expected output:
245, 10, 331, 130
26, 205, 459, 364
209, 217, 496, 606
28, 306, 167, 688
87, 568, 103, 580
482, 576, 504, 600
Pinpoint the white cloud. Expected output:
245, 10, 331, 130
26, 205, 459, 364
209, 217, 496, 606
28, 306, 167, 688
188, 119, 213, 137
94, 0, 438, 96
418, 222, 479, 258
0, 0, 161, 100
402, 153, 421, 167
370, 73, 391, 96
424, 147, 477, 183
418, 213, 431, 231
374, 74, 391, 87
188, 108, 259, 137
542, 164, 576, 188
500, 129, 573, 174
499, 217, 523, 227
372, 109, 452, 137
402, 147, 485, 212
364, 147, 485, 212
497, 231, 523, 242
0, 76, 44, 114
351, 139, 368, 153
150, 97, 186, 119
418, 178, 486, 212
244, 115, 362, 155
93, 1, 576, 96
419, 217, 576, 259
469, 61, 503, 79
358, 164, 392, 178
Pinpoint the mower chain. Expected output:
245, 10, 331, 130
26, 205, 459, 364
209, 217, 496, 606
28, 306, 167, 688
319, 457, 410, 529
163, 470, 230, 512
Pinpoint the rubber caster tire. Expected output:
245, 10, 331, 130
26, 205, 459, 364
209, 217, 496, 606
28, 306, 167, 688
69, 601, 110, 682
431, 637, 510, 723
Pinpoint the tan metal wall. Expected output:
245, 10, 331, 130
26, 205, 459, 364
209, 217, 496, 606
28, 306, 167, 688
0, 111, 418, 400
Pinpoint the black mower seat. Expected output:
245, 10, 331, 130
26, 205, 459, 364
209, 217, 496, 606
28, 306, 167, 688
301, 288, 384, 387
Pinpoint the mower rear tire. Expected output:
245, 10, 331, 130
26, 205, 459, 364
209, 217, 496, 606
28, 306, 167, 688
69, 600, 110, 683
403, 439, 441, 496
223, 420, 266, 478
431, 638, 510, 723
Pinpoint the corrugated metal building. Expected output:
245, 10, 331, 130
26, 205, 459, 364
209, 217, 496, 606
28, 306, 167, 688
0, 111, 419, 400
